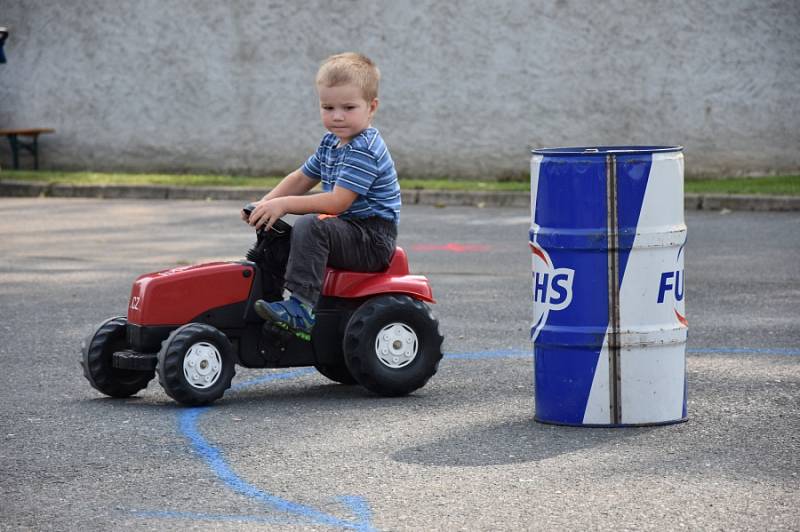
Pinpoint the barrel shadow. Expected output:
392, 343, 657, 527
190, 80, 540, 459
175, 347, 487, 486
392, 418, 650, 467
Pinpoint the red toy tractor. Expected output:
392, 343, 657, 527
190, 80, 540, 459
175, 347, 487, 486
81, 207, 444, 406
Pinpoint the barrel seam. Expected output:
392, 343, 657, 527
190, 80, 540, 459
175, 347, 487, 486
606, 155, 622, 424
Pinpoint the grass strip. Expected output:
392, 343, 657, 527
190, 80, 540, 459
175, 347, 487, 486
1, 170, 798, 195
684, 176, 799, 196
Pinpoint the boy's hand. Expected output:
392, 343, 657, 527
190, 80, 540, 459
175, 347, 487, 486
248, 198, 288, 231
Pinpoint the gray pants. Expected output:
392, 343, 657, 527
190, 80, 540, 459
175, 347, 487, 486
285, 214, 398, 306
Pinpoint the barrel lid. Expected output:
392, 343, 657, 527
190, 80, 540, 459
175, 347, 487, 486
532, 145, 683, 155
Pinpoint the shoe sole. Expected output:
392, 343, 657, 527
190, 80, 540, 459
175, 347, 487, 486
269, 320, 312, 342
255, 301, 312, 342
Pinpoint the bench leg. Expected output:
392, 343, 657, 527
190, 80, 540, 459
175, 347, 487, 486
7, 134, 19, 170
32, 135, 39, 170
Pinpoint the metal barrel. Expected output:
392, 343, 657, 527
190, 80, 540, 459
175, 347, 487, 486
530, 146, 687, 426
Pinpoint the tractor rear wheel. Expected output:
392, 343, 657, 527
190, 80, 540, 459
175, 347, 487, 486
343, 295, 443, 396
314, 363, 358, 385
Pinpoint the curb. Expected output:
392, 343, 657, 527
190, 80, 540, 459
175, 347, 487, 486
685, 193, 800, 212
0, 180, 798, 211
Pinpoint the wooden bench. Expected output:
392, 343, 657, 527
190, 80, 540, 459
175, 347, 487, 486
0, 128, 55, 170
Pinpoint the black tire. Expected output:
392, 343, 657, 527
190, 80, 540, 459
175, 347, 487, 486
81, 316, 154, 398
156, 323, 235, 406
343, 295, 443, 396
314, 363, 358, 385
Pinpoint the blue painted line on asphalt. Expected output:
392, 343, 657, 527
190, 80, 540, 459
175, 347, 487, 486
230, 367, 315, 390
173, 368, 376, 531
445, 347, 800, 359
179, 408, 371, 530
445, 349, 529, 360
138, 344, 798, 529
337, 496, 374, 528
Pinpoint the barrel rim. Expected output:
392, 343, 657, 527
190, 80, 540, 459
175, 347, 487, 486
533, 416, 689, 427
531, 145, 683, 155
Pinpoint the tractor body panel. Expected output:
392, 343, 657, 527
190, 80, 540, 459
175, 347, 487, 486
128, 262, 254, 327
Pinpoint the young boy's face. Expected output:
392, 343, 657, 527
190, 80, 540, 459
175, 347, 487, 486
318, 83, 378, 145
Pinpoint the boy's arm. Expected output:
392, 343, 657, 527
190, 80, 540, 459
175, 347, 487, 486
248, 177, 358, 231
263, 168, 317, 200
241, 168, 317, 222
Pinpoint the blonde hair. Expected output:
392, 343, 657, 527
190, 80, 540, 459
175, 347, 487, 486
316, 52, 380, 102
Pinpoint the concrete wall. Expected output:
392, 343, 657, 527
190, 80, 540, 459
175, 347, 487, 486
1, 0, 798, 178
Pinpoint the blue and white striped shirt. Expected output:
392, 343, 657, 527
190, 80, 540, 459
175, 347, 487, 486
301, 128, 401, 224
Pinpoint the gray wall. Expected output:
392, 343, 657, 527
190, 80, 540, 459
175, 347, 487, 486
1, 0, 798, 178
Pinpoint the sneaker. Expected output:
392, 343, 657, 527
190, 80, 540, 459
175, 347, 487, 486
254, 296, 316, 340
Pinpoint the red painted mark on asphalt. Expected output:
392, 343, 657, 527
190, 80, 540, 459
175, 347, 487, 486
411, 243, 491, 253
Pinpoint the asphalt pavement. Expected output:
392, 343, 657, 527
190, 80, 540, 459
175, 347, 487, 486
0, 198, 798, 531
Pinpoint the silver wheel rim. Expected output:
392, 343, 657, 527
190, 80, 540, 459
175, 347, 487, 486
183, 342, 222, 389
375, 323, 418, 369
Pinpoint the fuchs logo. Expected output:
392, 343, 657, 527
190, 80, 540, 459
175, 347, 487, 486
657, 244, 687, 327
530, 241, 575, 341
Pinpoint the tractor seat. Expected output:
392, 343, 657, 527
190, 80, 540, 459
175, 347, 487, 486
320, 247, 433, 302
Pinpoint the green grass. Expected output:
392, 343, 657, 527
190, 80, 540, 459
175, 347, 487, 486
1, 170, 798, 195
0, 170, 284, 188
683, 176, 799, 196
0, 170, 532, 192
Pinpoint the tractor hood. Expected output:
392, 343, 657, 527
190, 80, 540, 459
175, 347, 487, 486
127, 262, 254, 326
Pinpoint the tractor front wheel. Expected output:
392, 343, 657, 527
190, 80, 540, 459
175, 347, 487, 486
81, 316, 154, 398
157, 323, 235, 406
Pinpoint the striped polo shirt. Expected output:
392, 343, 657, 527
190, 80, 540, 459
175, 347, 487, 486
301, 127, 401, 224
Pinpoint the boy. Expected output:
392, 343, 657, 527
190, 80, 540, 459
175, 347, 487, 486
244, 52, 400, 338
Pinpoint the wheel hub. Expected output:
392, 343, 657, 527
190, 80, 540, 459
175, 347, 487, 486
375, 323, 418, 369
183, 342, 222, 389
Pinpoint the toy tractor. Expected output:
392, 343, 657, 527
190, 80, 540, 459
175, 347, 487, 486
81, 207, 444, 405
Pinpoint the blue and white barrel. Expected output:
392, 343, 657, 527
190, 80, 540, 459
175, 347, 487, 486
530, 146, 687, 426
